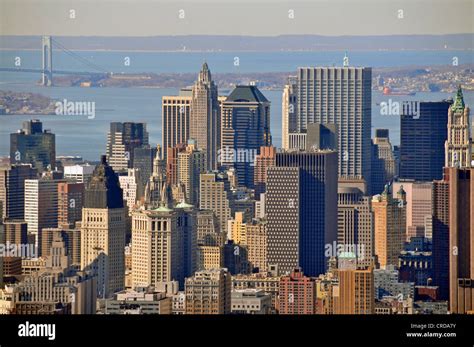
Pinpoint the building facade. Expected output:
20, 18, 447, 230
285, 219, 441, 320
445, 86, 471, 168
266, 151, 338, 276
372, 185, 406, 269
221, 85, 272, 188
106, 122, 149, 172
184, 268, 231, 314
10, 119, 55, 172
400, 101, 451, 181
80, 156, 126, 298
162, 89, 191, 161
190, 63, 220, 170
448, 167, 474, 313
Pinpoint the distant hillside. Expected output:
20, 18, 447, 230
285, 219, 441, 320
1, 34, 473, 51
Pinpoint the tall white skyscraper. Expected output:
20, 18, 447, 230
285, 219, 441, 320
190, 63, 220, 170
24, 177, 64, 255
286, 67, 372, 191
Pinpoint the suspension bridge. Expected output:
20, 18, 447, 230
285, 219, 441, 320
0, 36, 110, 86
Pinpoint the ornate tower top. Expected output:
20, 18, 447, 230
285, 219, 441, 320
198, 61, 212, 84
451, 85, 465, 113
396, 185, 406, 202
445, 85, 471, 168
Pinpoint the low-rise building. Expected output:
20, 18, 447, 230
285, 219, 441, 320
232, 272, 280, 313
104, 287, 172, 314
231, 289, 272, 314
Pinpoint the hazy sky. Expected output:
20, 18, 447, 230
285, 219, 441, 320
1, 0, 473, 36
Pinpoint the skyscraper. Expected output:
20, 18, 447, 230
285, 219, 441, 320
199, 172, 234, 235
57, 181, 84, 226
63, 163, 95, 185
42, 225, 81, 267
266, 150, 338, 276
281, 77, 298, 150
81, 155, 126, 298
144, 147, 166, 208
393, 181, 432, 241
175, 199, 198, 279
432, 176, 449, 300
447, 167, 474, 313
288, 67, 372, 189
334, 256, 375, 314
246, 219, 268, 274
279, 268, 316, 315
10, 119, 55, 172
177, 140, 207, 205
221, 85, 272, 188
372, 185, 406, 269
166, 143, 187, 187
190, 63, 220, 170
0, 217, 3, 289
3, 219, 28, 245
118, 168, 141, 211
400, 100, 451, 181
229, 211, 247, 245
24, 177, 65, 255
195, 209, 225, 272
162, 89, 191, 161
371, 129, 397, 195
133, 145, 158, 196
106, 122, 148, 172
337, 187, 375, 268
445, 86, 471, 168
0, 164, 37, 220
253, 146, 276, 199
132, 186, 185, 289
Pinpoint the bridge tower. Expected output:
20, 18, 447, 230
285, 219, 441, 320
42, 36, 53, 86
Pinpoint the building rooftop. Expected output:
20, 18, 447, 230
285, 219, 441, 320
226, 85, 269, 103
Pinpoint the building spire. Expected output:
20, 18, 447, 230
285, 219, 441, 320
199, 61, 211, 83
159, 182, 170, 208
452, 85, 465, 112
152, 146, 162, 177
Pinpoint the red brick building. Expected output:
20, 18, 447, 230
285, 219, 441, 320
279, 268, 316, 314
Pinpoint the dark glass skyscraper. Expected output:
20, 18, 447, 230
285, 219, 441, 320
0, 164, 37, 219
400, 100, 452, 181
10, 119, 55, 172
106, 122, 149, 172
432, 175, 449, 300
133, 145, 158, 196
266, 150, 338, 277
221, 85, 272, 188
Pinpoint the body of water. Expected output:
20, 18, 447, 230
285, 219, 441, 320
1, 49, 473, 160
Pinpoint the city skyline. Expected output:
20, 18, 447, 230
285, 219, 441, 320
0, 1, 473, 344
